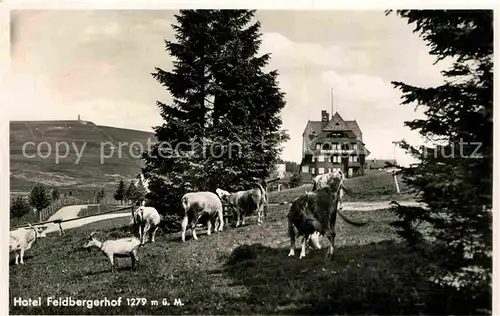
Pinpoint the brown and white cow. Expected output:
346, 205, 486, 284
181, 191, 224, 242
288, 176, 366, 260
9, 224, 48, 265
312, 170, 349, 211
216, 183, 268, 227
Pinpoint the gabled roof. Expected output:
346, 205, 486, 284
345, 120, 362, 140
303, 121, 323, 136
323, 112, 349, 131
302, 112, 362, 141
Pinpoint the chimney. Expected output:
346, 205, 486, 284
321, 110, 329, 128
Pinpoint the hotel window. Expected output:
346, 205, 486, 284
311, 167, 316, 174
352, 143, 358, 150
333, 143, 339, 150
318, 155, 325, 162
315, 143, 322, 150
318, 167, 324, 174
322, 143, 331, 150
332, 155, 340, 163
302, 166, 309, 173
351, 155, 358, 163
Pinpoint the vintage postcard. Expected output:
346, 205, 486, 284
3, 1, 495, 315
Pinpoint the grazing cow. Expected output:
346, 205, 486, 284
216, 182, 268, 227
181, 191, 224, 242
288, 176, 366, 260
312, 170, 349, 211
9, 224, 48, 265
132, 206, 161, 245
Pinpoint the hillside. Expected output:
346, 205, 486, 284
10, 120, 155, 194
10, 203, 465, 315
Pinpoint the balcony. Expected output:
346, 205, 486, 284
318, 149, 356, 154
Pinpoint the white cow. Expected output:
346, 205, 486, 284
181, 191, 224, 242
132, 206, 161, 245
9, 224, 48, 265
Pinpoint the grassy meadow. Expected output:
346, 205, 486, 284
268, 170, 415, 204
9, 182, 475, 315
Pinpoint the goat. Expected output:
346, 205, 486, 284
132, 206, 161, 245
83, 231, 141, 271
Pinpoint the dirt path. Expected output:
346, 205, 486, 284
43, 204, 130, 234
44, 212, 131, 233
341, 200, 424, 211
270, 200, 424, 211
41, 200, 424, 234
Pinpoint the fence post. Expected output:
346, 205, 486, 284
393, 172, 400, 194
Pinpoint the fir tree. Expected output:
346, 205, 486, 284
29, 182, 51, 221
388, 10, 492, 309
11, 196, 31, 219
113, 180, 126, 205
125, 182, 138, 204
51, 188, 60, 201
144, 10, 288, 216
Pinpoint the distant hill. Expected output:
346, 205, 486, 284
10, 120, 155, 195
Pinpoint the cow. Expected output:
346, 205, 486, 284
288, 176, 366, 260
132, 206, 161, 245
311, 170, 349, 211
9, 224, 48, 265
216, 182, 268, 227
181, 191, 224, 242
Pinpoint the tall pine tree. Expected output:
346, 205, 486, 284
144, 10, 288, 215
388, 10, 492, 307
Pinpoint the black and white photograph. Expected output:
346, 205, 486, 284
4, 2, 494, 315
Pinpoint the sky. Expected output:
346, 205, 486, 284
7, 10, 452, 166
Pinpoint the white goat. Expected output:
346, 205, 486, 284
83, 231, 141, 271
132, 206, 161, 245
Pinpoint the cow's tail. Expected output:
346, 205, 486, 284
255, 182, 268, 218
337, 210, 367, 226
